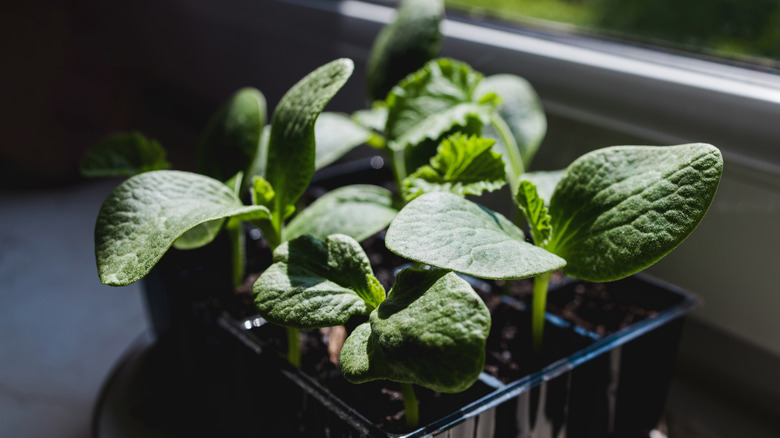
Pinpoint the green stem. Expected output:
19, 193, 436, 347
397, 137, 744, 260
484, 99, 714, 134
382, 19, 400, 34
227, 221, 246, 288
490, 114, 525, 192
287, 327, 301, 368
392, 147, 409, 203
532, 271, 551, 355
400, 382, 419, 429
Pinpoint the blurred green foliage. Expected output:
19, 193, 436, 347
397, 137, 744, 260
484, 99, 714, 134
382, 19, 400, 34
446, 0, 780, 65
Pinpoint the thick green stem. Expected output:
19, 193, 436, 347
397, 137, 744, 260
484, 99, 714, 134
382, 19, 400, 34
227, 221, 246, 288
401, 382, 419, 429
532, 272, 551, 354
490, 114, 525, 192
287, 327, 301, 368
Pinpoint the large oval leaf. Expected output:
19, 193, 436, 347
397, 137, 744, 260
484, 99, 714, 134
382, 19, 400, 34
197, 88, 266, 181
252, 234, 385, 329
94, 170, 269, 286
266, 59, 354, 227
340, 268, 490, 393
386, 192, 565, 279
285, 185, 398, 242
366, 0, 443, 102
79, 132, 170, 178
546, 144, 723, 281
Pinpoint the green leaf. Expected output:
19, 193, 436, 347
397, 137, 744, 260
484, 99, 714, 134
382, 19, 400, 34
366, 0, 444, 102
246, 125, 271, 184
516, 180, 552, 248
546, 144, 723, 282
477, 74, 546, 172
197, 88, 266, 181
385, 58, 500, 153
386, 192, 565, 279
352, 105, 388, 136
266, 59, 354, 229
285, 185, 398, 242
95, 170, 270, 286
252, 234, 385, 329
79, 132, 170, 178
172, 172, 246, 251
339, 268, 490, 393
402, 134, 506, 200
520, 170, 565, 205
315, 112, 376, 170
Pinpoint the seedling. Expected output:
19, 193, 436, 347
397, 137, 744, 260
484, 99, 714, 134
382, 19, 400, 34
252, 233, 490, 428
387, 143, 723, 351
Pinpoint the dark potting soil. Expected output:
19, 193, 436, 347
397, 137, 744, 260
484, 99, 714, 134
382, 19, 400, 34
218, 224, 667, 434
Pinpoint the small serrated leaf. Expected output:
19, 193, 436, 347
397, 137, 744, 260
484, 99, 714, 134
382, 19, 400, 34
285, 185, 397, 242
253, 234, 385, 329
520, 170, 565, 205
95, 170, 269, 286
386, 192, 565, 279
366, 0, 444, 102
79, 132, 170, 178
197, 88, 266, 181
315, 112, 376, 169
385, 58, 498, 153
266, 59, 354, 228
546, 144, 723, 281
339, 268, 490, 393
402, 134, 506, 200
516, 180, 552, 247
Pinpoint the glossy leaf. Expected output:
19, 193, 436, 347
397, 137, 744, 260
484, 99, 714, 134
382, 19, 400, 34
386, 192, 565, 279
402, 134, 506, 200
340, 268, 490, 393
253, 234, 385, 329
546, 144, 723, 281
385, 58, 500, 153
197, 88, 266, 181
516, 180, 552, 248
266, 59, 354, 229
285, 185, 397, 242
366, 0, 443, 102
95, 170, 269, 286
79, 132, 170, 177
315, 112, 377, 169
352, 105, 388, 136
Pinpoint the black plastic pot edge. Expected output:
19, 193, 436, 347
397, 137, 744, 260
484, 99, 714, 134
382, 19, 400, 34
218, 273, 698, 438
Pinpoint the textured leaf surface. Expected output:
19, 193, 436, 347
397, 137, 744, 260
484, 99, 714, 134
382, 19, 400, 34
266, 59, 354, 227
315, 112, 376, 169
285, 185, 397, 242
516, 180, 552, 248
253, 234, 385, 329
340, 268, 490, 393
385, 58, 499, 152
546, 144, 723, 281
197, 88, 266, 181
386, 192, 565, 279
366, 0, 443, 102
79, 132, 170, 177
402, 134, 506, 200
477, 75, 546, 171
95, 170, 269, 286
